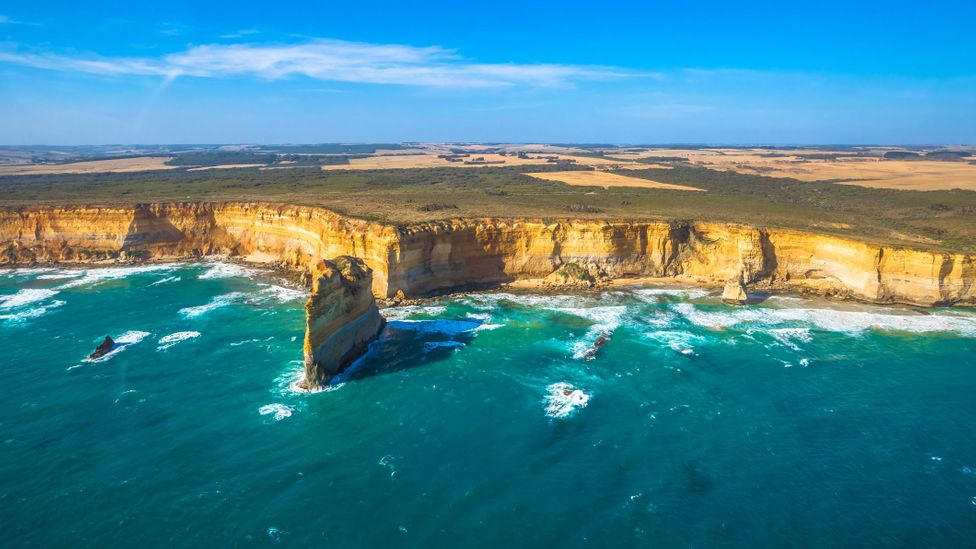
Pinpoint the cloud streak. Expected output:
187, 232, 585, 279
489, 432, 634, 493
0, 38, 636, 88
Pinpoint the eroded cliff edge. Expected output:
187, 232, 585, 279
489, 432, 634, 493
1, 203, 974, 381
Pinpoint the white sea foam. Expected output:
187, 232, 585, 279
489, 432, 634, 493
36, 271, 84, 281
544, 382, 590, 418
638, 311, 678, 329
258, 403, 294, 422
157, 331, 201, 350
378, 454, 398, 478
197, 262, 254, 280
464, 292, 597, 310
0, 300, 66, 323
230, 336, 274, 347
259, 284, 307, 303
631, 287, 712, 301
671, 302, 976, 336
179, 292, 245, 318
769, 327, 813, 351
57, 264, 181, 289
150, 276, 181, 286
0, 289, 65, 324
381, 305, 447, 321
465, 312, 503, 331
85, 330, 151, 363
0, 267, 62, 277
556, 306, 628, 360
644, 330, 705, 356
0, 289, 59, 309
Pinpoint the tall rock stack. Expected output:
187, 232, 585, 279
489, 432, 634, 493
298, 256, 385, 390
722, 275, 750, 305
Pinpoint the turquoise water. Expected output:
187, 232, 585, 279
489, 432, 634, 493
2, 263, 976, 547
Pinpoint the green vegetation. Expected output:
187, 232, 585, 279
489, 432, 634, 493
165, 152, 278, 166
257, 143, 408, 154
164, 151, 372, 167
2, 164, 976, 251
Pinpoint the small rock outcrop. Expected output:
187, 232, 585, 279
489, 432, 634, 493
87, 336, 115, 360
543, 262, 606, 289
722, 276, 749, 305
298, 256, 385, 390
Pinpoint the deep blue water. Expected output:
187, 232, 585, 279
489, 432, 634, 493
2, 263, 976, 547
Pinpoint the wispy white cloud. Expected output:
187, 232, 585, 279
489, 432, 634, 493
0, 14, 41, 26
0, 38, 639, 88
220, 29, 259, 39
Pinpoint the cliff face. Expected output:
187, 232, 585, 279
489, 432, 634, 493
2, 202, 975, 380
2, 204, 975, 307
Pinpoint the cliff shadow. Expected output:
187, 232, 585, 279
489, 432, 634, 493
330, 317, 484, 383
122, 205, 186, 250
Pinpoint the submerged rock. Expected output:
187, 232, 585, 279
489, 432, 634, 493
582, 331, 610, 361
87, 336, 115, 360
722, 276, 749, 305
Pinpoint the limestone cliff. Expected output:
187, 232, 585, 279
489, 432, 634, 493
2, 204, 975, 307
2, 202, 976, 381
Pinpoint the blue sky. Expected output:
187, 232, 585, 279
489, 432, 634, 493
0, 0, 974, 145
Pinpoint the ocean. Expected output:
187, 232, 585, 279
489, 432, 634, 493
2, 262, 975, 547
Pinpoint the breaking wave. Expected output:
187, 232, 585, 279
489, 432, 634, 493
258, 403, 294, 422
644, 330, 705, 356
179, 292, 246, 318
57, 265, 181, 289
0, 288, 60, 309
0, 289, 66, 324
157, 331, 201, 350
0, 300, 66, 324
544, 382, 590, 418
381, 305, 448, 321
631, 286, 713, 301
197, 262, 255, 280
671, 302, 976, 336
259, 284, 307, 303
150, 276, 181, 286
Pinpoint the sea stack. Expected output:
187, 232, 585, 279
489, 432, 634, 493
298, 256, 385, 391
87, 336, 115, 360
722, 276, 749, 305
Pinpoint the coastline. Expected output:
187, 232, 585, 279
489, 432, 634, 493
2, 200, 975, 309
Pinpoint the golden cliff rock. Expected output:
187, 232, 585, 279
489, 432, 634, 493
2, 202, 975, 383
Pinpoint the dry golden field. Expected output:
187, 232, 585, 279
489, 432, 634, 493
0, 156, 178, 175
609, 148, 976, 190
525, 170, 704, 191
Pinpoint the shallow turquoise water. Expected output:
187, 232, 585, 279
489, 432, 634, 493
2, 263, 976, 547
